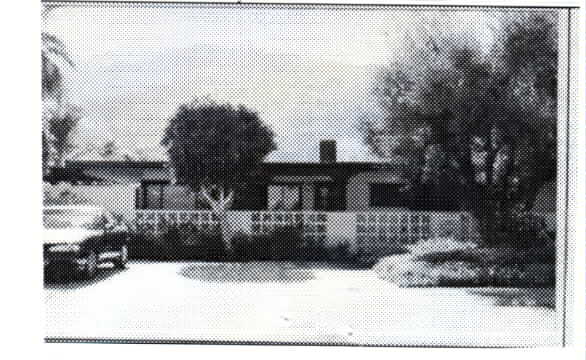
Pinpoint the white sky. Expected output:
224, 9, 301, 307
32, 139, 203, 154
43, 4, 520, 162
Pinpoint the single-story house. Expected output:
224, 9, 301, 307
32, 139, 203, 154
53, 140, 554, 247
64, 140, 459, 213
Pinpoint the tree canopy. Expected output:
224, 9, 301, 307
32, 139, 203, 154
362, 14, 557, 244
47, 104, 82, 168
162, 100, 276, 210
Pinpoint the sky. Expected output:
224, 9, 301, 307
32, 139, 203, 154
42, 4, 522, 162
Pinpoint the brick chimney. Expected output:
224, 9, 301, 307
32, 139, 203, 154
319, 140, 337, 163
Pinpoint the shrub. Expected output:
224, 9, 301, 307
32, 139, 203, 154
516, 213, 555, 248
430, 261, 484, 286
416, 246, 555, 267
129, 226, 227, 261
230, 232, 254, 260
180, 229, 226, 261
230, 225, 304, 261
408, 237, 477, 256
375, 233, 556, 287
270, 226, 304, 260
330, 243, 352, 262
379, 260, 436, 287
482, 212, 554, 249
128, 233, 168, 261
375, 256, 555, 288
230, 227, 389, 267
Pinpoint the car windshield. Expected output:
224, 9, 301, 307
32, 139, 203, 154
43, 209, 103, 230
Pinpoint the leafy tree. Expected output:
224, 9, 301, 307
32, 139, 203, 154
363, 14, 557, 245
162, 100, 276, 247
47, 104, 82, 168
42, 5, 75, 174
42, 131, 50, 176
101, 141, 118, 159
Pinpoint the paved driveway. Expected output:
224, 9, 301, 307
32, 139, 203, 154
45, 261, 559, 346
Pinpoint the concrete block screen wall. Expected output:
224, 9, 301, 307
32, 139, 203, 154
135, 209, 479, 251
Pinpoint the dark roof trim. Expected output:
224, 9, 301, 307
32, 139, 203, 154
260, 161, 405, 171
67, 160, 404, 171
66, 160, 169, 169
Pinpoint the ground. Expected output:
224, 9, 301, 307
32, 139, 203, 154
45, 261, 559, 346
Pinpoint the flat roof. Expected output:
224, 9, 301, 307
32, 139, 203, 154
66, 160, 169, 169
66, 159, 405, 170
43, 205, 102, 211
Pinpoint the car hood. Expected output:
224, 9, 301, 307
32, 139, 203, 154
43, 229, 102, 245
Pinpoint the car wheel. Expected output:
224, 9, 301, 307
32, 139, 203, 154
84, 251, 98, 279
114, 245, 128, 269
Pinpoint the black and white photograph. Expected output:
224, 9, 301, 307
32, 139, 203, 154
39, 1, 579, 347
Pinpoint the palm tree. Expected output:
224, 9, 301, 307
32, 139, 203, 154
42, 4, 74, 101
41, 32, 74, 102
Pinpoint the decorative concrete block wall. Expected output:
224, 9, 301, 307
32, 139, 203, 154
135, 209, 480, 251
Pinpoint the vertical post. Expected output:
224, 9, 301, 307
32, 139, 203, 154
159, 184, 164, 209
135, 187, 141, 209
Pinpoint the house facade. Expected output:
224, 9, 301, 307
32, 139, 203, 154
62, 140, 463, 214
133, 140, 453, 213
57, 140, 479, 251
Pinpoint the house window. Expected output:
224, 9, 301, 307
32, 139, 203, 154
369, 183, 407, 208
267, 184, 302, 210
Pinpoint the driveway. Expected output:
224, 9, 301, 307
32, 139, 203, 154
45, 261, 559, 346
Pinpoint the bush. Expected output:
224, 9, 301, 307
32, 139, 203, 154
379, 259, 436, 287
131, 224, 410, 268
128, 233, 168, 261
129, 226, 227, 261
482, 212, 554, 249
230, 227, 391, 267
408, 237, 477, 256
375, 236, 555, 288
231, 225, 304, 261
512, 213, 555, 248
377, 258, 555, 288
416, 246, 555, 267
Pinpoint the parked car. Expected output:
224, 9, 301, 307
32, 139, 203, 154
43, 205, 129, 279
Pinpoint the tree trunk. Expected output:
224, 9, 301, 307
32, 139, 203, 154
200, 186, 234, 251
484, 127, 499, 246
55, 151, 64, 169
